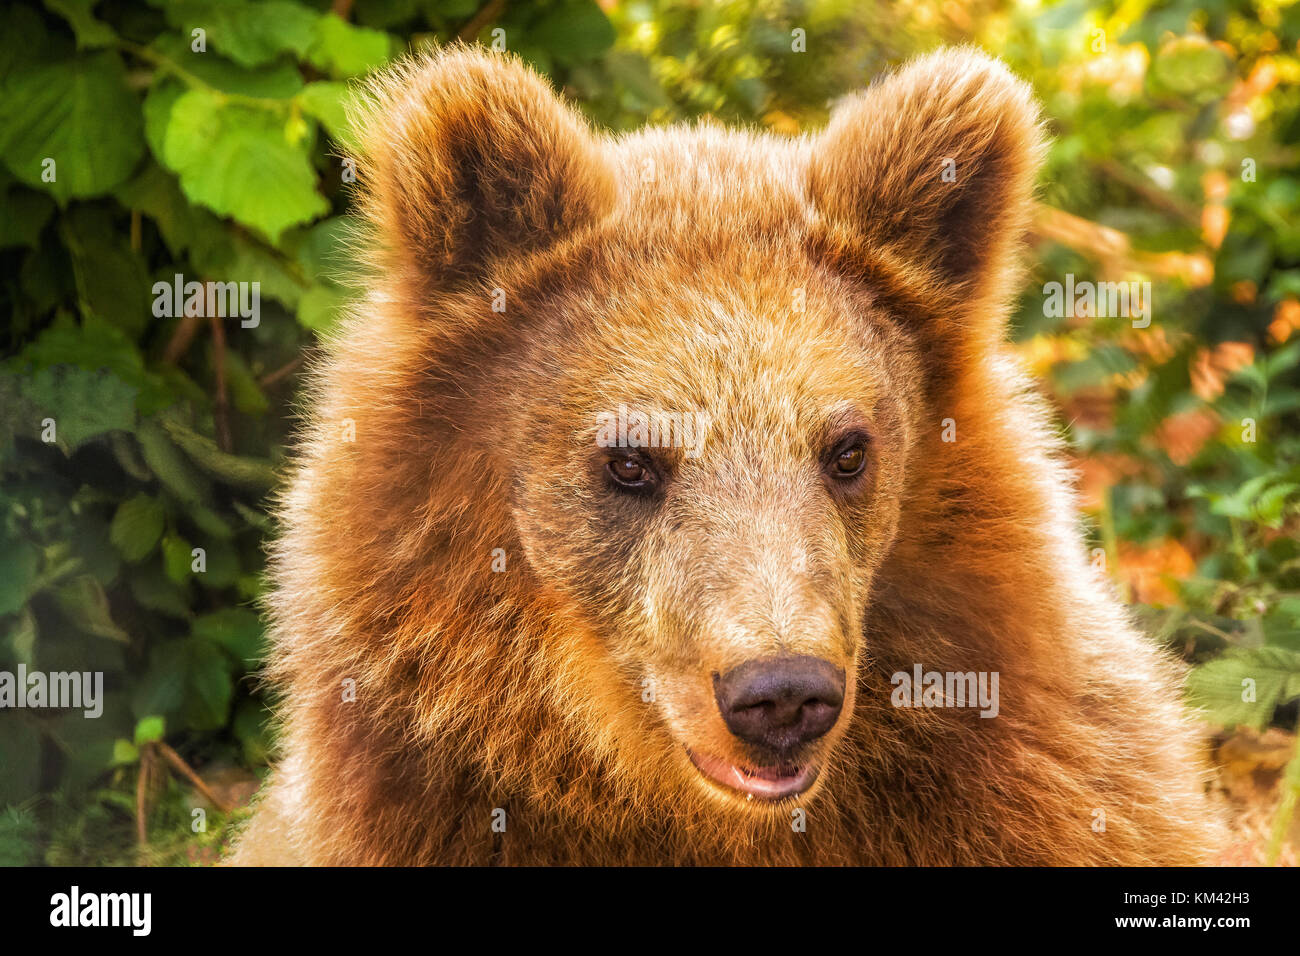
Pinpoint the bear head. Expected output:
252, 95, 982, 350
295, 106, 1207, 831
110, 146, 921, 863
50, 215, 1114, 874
322, 44, 1045, 816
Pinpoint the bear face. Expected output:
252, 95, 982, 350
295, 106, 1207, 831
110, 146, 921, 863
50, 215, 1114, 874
503, 254, 918, 806
342, 45, 1039, 813
232, 45, 1223, 865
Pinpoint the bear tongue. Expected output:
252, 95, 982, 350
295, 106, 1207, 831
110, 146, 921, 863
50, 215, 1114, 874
687, 748, 815, 800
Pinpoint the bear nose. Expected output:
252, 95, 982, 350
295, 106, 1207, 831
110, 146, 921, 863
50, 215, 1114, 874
713, 656, 845, 753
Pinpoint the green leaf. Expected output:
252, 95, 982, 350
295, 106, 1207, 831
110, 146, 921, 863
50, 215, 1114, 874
0, 724, 43, 807
18, 365, 137, 449
1186, 647, 1300, 730
0, 537, 40, 616
111, 738, 139, 765
218, 350, 269, 416
142, 79, 184, 166
33, 616, 124, 674
162, 88, 328, 243
128, 561, 191, 619
133, 714, 165, 745
0, 179, 55, 249
69, 513, 119, 585
1263, 597, 1300, 651
195, 537, 240, 588
0, 51, 145, 201
163, 0, 319, 68
355, 0, 423, 27
161, 532, 195, 586
233, 698, 271, 765
114, 162, 220, 260
1150, 35, 1233, 100
43, 0, 118, 49
137, 417, 212, 505
3, 608, 38, 668
298, 80, 360, 153
51, 703, 130, 788
15, 314, 173, 415
132, 637, 234, 731
603, 51, 671, 110
297, 282, 346, 333
158, 39, 306, 98
308, 13, 392, 78
161, 416, 277, 490
528, 0, 615, 65
0, 4, 60, 83
188, 503, 235, 540
193, 607, 264, 668
109, 494, 166, 563
17, 243, 71, 314
61, 205, 152, 336
0, 807, 42, 866
189, 228, 309, 309
231, 500, 272, 533
52, 575, 130, 642
291, 215, 360, 286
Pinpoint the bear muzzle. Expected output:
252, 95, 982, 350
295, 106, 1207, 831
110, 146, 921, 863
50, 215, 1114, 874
684, 655, 846, 801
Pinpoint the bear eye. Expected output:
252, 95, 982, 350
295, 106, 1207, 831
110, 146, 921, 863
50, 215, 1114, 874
834, 446, 865, 475
606, 454, 656, 490
826, 434, 870, 481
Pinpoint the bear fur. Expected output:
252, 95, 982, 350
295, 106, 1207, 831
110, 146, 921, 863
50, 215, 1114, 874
229, 44, 1226, 865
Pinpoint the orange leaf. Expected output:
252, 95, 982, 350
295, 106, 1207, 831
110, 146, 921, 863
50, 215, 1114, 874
1118, 539, 1196, 605
1202, 203, 1230, 249
1269, 299, 1300, 344
1191, 341, 1255, 400
1154, 408, 1219, 465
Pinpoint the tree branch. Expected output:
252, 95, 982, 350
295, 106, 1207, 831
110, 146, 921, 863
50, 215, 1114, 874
459, 0, 507, 41
1032, 204, 1214, 287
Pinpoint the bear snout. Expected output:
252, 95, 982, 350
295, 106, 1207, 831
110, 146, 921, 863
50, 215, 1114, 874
712, 655, 846, 755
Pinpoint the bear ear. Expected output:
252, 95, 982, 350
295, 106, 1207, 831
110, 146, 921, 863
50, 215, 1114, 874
354, 45, 616, 290
808, 48, 1045, 342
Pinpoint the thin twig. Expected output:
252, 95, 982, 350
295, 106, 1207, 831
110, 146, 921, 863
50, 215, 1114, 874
117, 39, 284, 110
157, 742, 234, 814
1186, 619, 1239, 644
209, 313, 233, 453
258, 353, 307, 389
162, 313, 203, 364
135, 746, 151, 847
459, 0, 506, 41
1095, 159, 1200, 225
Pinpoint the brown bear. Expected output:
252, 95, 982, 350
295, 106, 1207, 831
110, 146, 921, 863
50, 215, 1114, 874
229, 44, 1226, 865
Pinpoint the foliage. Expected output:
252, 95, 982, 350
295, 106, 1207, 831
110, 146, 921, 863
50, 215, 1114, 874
993, 1, 1300, 714
1, 0, 1299, 863
0, 0, 634, 861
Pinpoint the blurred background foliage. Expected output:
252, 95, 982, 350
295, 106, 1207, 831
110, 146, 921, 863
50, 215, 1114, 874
1, 0, 1298, 865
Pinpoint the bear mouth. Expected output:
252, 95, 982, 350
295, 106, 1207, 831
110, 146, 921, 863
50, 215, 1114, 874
686, 748, 819, 801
